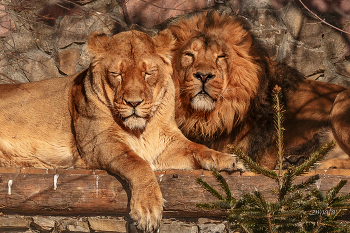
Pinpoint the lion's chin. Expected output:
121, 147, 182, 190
191, 94, 215, 111
123, 116, 147, 130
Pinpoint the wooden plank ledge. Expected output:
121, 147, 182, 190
0, 168, 349, 218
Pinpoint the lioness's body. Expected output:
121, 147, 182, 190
0, 30, 240, 232
168, 12, 350, 169
0, 76, 80, 168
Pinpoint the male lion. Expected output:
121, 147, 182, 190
0, 30, 241, 232
167, 11, 350, 170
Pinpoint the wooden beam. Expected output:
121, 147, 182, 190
0, 168, 350, 218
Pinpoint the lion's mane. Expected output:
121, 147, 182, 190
169, 12, 277, 140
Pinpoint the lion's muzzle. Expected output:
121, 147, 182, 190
193, 72, 216, 83
125, 99, 144, 108
190, 72, 216, 111
191, 93, 215, 111
118, 98, 148, 130
122, 115, 147, 130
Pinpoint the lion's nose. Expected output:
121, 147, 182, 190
125, 99, 144, 107
193, 72, 216, 83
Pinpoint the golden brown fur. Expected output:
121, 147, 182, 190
0, 30, 243, 232
168, 12, 350, 170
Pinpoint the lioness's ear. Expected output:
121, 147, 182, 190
88, 31, 111, 55
153, 29, 176, 61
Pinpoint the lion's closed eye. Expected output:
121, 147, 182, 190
107, 71, 122, 88
144, 69, 158, 85
109, 71, 122, 80
109, 71, 121, 78
184, 52, 194, 57
181, 52, 194, 67
144, 72, 151, 79
216, 54, 226, 64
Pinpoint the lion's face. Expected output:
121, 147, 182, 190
88, 30, 174, 130
109, 57, 165, 130
169, 12, 263, 138
176, 36, 229, 112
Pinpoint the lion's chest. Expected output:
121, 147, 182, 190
123, 131, 171, 170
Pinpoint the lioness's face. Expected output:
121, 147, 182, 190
89, 30, 174, 130
175, 37, 229, 112
112, 57, 167, 130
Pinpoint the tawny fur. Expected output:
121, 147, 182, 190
0, 30, 242, 232
168, 11, 350, 169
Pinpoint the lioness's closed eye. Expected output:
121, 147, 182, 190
0, 29, 243, 232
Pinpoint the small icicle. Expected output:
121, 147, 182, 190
159, 174, 164, 182
54, 174, 59, 190
8, 180, 13, 195
315, 179, 321, 190
96, 175, 99, 197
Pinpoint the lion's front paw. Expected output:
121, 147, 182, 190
317, 158, 350, 170
198, 152, 246, 172
216, 153, 246, 172
129, 185, 163, 232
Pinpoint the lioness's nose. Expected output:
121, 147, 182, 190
193, 72, 216, 83
125, 99, 144, 107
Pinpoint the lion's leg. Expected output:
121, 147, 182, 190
255, 147, 279, 170
93, 145, 163, 232
325, 90, 350, 169
156, 136, 245, 171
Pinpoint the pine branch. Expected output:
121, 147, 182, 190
243, 192, 266, 210
240, 211, 270, 219
273, 191, 303, 212
279, 168, 294, 201
212, 170, 235, 202
254, 190, 269, 213
196, 203, 216, 210
331, 193, 350, 206
290, 174, 320, 192
293, 141, 336, 176
328, 203, 350, 209
274, 224, 300, 232
228, 145, 279, 181
311, 188, 326, 202
326, 180, 348, 205
272, 85, 285, 177
196, 177, 224, 200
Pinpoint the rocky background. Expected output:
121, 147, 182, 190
0, 0, 349, 86
0, 0, 349, 232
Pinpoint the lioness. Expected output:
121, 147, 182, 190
167, 11, 350, 169
0, 30, 242, 232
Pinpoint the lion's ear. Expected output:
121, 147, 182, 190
88, 31, 111, 55
153, 29, 176, 61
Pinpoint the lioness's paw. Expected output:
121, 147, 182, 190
215, 153, 246, 172
129, 186, 163, 232
199, 152, 246, 172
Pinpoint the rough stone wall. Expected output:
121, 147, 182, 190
0, 215, 233, 233
0, 0, 349, 86
0, 0, 349, 232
